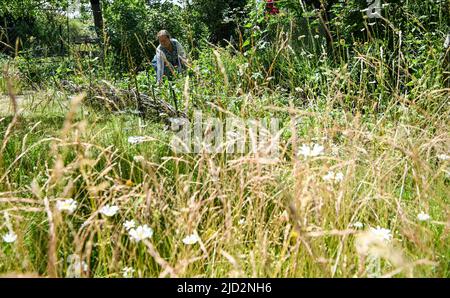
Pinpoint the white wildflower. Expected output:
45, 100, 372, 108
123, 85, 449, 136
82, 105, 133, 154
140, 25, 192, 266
182, 234, 200, 245
437, 154, 449, 161
238, 218, 245, 225
122, 267, 135, 278
297, 144, 311, 158
3, 231, 17, 243
298, 143, 324, 158
56, 199, 77, 214
417, 212, 431, 222
323, 171, 335, 182
128, 225, 153, 242
335, 172, 344, 182
123, 220, 136, 230
355, 226, 404, 273
353, 222, 364, 229
369, 226, 392, 242
99, 205, 119, 217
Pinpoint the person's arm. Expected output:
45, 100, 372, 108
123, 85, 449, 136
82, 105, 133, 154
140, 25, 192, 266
174, 39, 188, 65
156, 48, 165, 84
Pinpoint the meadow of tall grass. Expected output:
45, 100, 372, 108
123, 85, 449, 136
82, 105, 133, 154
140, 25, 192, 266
0, 2, 449, 278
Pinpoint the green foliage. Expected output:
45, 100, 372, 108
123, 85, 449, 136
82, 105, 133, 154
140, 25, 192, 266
191, 0, 249, 44
1, 0, 88, 56
102, 0, 186, 71
0, 0, 449, 278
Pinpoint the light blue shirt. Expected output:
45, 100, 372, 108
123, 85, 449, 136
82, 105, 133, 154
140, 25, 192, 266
151, 38, 187, 82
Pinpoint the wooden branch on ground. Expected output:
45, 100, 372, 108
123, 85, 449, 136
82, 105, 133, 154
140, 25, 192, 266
60, 80, 187, 121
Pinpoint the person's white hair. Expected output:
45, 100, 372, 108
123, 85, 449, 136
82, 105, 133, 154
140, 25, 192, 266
157, 30, 171, 39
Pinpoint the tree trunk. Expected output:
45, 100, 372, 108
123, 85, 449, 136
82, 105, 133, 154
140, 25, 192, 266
444, 32, 450, 88
90, 0, 104, 40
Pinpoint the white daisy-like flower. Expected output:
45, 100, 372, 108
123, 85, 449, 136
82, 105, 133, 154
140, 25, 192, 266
182, 234, 200, 245
322, 171, 335, 182
417, 212, 431, 222
311, 144, 325, 156
56, 199, 77, 214
334, 172, 344, 182
369, 226, 392, 242
99, 205, 119, 217
123, 220, 136, 230
128, 225, 153, 242
298, 143, 324, 158
128, 136, 147, 145
122, 267, 135, 278
437, 154, 449, 161
353, 222, 364, 229
3, 231, 17, 243
298, 144, 312, 158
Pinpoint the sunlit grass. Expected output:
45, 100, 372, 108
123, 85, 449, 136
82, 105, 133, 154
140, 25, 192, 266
1, 66, 448, 277
0, 6, 449, 277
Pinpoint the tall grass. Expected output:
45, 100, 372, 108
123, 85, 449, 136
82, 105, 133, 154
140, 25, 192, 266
0, 2, 449, 278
